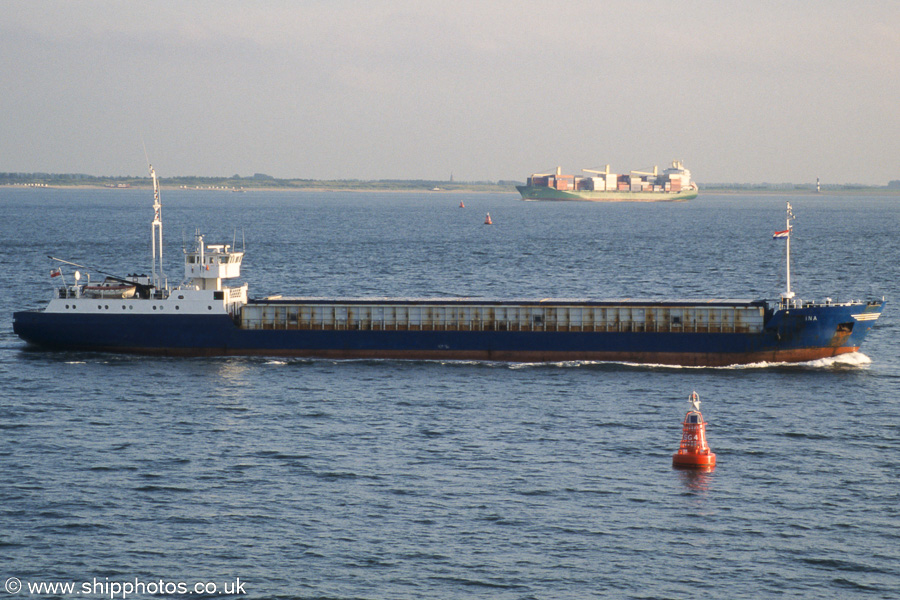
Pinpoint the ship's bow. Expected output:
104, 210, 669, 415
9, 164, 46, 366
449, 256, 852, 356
765, 299, 885, 360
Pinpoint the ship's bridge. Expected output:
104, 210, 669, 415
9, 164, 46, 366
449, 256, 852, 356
184, 235, 244, 291
663, 160, 691, 179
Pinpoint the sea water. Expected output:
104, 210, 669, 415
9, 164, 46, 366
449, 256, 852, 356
1, 188, 898, 599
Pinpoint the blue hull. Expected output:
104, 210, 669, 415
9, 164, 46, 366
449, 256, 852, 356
13, 300, 885, 366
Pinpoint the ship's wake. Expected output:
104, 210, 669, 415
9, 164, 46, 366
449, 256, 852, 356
507, 352, 873, 370
697, 352, 872, 370
756, 352, 872, 370
252, 353, 873, 371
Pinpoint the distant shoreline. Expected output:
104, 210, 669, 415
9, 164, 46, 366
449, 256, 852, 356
698, 188, 900, 196
4, 175, 900, 196
3, 183, 519, 194
1, 174, 519, 194
7, 184, 900, 197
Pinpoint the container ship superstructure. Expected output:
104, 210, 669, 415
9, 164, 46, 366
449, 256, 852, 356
13, 170, 883, 367
517, 160, 698, 201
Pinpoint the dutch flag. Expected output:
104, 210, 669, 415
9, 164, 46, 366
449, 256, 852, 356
772, 229, 790, 239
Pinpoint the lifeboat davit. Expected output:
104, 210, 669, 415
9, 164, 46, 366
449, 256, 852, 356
484, 212, 493, 225
672, 391, 716, 469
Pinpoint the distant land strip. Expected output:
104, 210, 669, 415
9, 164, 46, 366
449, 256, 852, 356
1, 172, 518, 193
3, 172, 900, 194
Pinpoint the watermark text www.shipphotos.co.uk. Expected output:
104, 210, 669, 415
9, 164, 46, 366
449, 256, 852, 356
4, 576, 246, 598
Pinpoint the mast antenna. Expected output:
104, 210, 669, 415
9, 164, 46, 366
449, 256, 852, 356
782, 201, 794, 302
149, 162, 165, 291
141, 136, 166, 291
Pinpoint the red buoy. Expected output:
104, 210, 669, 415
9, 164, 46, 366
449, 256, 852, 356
484, 212, 493, 225
672, 391, 716, 469
459, 200, 465, 208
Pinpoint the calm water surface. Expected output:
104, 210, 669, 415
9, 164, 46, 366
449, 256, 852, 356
1, 188, 898, 599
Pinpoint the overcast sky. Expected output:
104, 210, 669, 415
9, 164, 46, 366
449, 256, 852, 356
2, 1, 899, 184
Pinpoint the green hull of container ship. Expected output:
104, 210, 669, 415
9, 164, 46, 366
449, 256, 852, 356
516, 185, 698, 202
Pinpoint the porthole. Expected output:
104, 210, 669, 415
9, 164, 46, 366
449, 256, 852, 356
175, 306, 180, 310
65, 304, 69, 309
104, 305, 109, 309
98, 305, 102, 310
153, 306, 157, 310
208, 306, 212, 310
178, 295, 184, 300
121, 306, 126, 310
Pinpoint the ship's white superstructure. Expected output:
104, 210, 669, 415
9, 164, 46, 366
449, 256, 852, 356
661, 160, 692, 190
44, 168, 248, 318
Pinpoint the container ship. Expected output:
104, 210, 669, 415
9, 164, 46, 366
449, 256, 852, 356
13, 170, 883, 367
517, 160, 698, 201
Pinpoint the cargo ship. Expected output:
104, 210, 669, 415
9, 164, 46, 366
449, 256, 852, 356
13, 171, 884, 366
517, 160, 698, 201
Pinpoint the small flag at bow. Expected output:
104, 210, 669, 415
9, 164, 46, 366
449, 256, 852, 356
50, 267, 62, 278
772, 229, 790, 239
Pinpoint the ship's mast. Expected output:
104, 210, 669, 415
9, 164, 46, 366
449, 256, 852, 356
149, 164, 165, 291
782, 201, 794, 301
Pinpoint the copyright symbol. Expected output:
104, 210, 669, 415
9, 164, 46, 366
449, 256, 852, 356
5, 577, 22, 594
